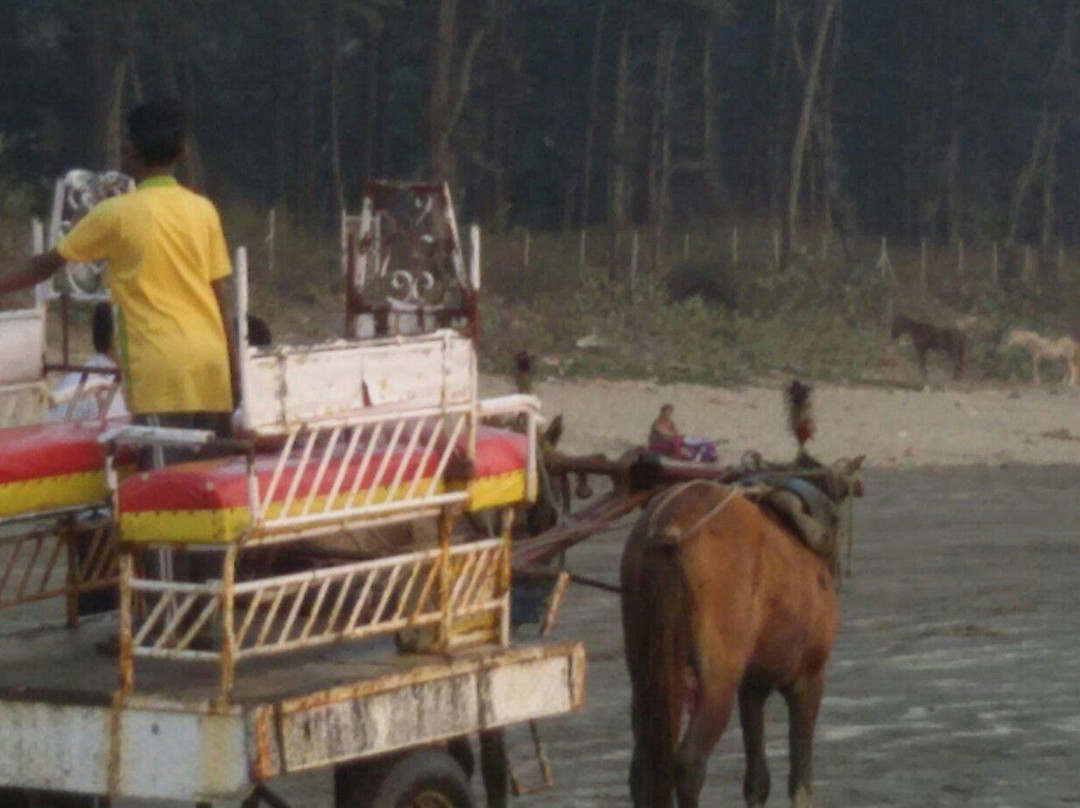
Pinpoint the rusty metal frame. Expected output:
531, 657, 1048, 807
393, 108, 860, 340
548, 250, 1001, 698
101, 199, 532, 699
246, 642, 585, 783
116, 536, 511, 695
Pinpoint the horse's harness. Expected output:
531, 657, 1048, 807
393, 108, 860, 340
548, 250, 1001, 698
647, 474, 844, 565
647, 479, 743, 547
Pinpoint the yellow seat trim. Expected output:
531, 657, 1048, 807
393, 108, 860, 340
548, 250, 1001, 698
0, 471, 108, 519
464, 470, 527, 512
119, 469, 529, 546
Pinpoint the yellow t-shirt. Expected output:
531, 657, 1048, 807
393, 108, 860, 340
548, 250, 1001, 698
57, 177, 232, 414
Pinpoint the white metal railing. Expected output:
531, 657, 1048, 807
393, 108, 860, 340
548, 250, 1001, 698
48, 371, 123, 422
251, 407, 473, 541
127, 538, 508, 662
0, 520, 116, 613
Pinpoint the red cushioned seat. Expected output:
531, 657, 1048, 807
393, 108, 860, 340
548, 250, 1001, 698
0, 419, 131, 518
117, 427, 529, 544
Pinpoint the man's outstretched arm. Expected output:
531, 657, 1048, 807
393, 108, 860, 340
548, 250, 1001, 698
0, 250, 64, 300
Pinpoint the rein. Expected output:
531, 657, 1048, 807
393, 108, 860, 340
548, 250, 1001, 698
648, 479, 743, 547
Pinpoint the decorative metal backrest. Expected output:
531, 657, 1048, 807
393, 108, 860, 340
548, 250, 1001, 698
42, 169, 134, 302
343, 181, 480, 340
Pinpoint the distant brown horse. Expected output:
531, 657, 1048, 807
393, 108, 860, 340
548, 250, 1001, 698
891, 313, 966, 379
621, 458, 862, 808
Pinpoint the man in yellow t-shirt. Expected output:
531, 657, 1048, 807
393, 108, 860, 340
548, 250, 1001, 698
0, 98, 237, 452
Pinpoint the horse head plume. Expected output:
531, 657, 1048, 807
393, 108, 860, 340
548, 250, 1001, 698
786, 380, 815, 448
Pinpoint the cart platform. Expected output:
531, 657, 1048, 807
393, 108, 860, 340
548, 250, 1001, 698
0, 615, 584, 802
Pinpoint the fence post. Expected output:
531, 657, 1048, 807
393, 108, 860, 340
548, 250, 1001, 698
919, 237, 928, 300
991, 242, 999, 286
609, 229, 621, 282
822, 227, 830, 261
772, 228, 781, 268
876, 237, 895, 284
578, 229, 587, 274
1024, 244, 1032, 287
1057, 242, 1065, 284
732, 225, 739, 268
957, 239, 965, 279
268, 208, 277, 285
523, 230, 531, 272
683, 232, 690, 261
630, 230, 639, 298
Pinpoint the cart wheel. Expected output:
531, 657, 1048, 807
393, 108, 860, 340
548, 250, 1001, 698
335, 748, 476, 808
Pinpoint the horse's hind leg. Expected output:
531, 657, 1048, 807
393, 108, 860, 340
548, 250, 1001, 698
674, 668, 740, 808
739, 683, 772, 807
783, 671, 826, 808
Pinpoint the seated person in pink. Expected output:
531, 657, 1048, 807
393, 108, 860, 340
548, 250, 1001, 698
648, 404, 684, 457
648, 404, 719, 462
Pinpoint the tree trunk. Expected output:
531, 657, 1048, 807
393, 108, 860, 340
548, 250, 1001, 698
91, 0, 125, 170
125, 2, 143, 103
489, 6, 522, 230
702, 24, 721, 209
182, 59, 205, 191
1041, 112, 1063, 249
1009, 109, 1050, 244
273, 0, 289, 207
941, 85, 961, 242
427, 0, 486, 184
767, 0, 787, 219
429, 0, 458, 180
297, 16, 319, 223
1009, 0, 1078, 243
648, 25, 677, 227
579, 0, 608, 228
654, 27, 677, 270
610, 19, 630, 233
329, 0, 346, 213
103, 59, 128, 171
363, 23, 382, 180
783, 0, 838, 269
786, 0, 852, 263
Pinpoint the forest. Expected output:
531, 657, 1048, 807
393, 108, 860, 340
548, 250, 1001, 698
5, 0, 1080, 385
3, 0, 1080, 253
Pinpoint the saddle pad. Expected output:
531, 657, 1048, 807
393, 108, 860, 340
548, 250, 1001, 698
118, 427, 528, 545
0, 419, 132, 519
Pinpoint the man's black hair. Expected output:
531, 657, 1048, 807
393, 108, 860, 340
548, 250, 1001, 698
127, 98, 186, 167
92, 303, 113, 355
246, 315, 272, 348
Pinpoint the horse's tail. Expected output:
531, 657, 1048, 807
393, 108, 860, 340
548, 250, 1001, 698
623, 518, 689, 808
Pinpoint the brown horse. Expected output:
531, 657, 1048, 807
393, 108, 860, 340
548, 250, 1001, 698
621, 459, 862, 808
891, 313, 966, 379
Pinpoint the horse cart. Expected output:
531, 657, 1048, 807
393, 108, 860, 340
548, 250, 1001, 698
0, 180, 584, 807
0, 176, 863, 808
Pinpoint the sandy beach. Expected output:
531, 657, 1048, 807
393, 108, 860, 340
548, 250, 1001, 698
483, 375, 1080, 468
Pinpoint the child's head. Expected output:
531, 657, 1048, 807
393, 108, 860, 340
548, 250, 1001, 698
126, 98, 186, 172
92, 302, 113, 356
